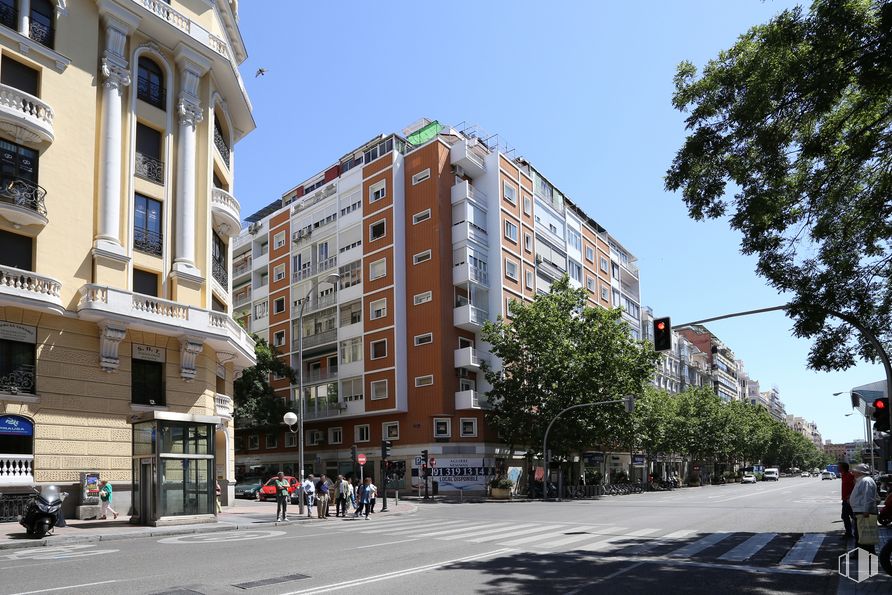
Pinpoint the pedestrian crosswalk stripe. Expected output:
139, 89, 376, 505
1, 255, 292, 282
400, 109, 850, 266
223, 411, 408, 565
358, 520, 464, 534
469, 524, 566, 544
439, 523, 539, 541
576, 535, 629, 552
668, 532, 731, 557
625, 528, 660, 537
663, 529, 698, 540
718, 533, 777, 562
538, 526, 627, 548
779, 533, 824, 566
416, 522, 510, 539
358, 521, 471, 537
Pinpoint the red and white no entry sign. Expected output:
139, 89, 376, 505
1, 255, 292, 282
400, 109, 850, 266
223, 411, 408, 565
357, 454, 367, 465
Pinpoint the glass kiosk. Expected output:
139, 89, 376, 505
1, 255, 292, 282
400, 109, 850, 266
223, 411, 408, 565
130, 411, 218, 526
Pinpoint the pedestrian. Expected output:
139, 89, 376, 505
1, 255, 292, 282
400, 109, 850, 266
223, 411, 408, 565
215, 479, 223, 514
302, 474, 316, 518
335, 475, 350, 517
356, 476, 373, 519
839, 462, 856, 541
274, 472, 290, 521
316, 474, 331, 519
368, 478, 378, 513
98, 479, 118, 520
850, 463, 879, 553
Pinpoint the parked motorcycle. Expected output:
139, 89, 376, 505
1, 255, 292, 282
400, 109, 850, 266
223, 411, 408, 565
20, 485, 67, 538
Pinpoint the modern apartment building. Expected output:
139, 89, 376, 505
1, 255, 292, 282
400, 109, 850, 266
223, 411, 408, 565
231, 120, 642, 490
675, 324, 739, 402
762, 386, 787, 422
0, 0, 253, 523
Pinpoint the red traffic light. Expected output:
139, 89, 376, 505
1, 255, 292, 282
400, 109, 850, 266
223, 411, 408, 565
874, 398, 887, 410
656, 321, 666, 331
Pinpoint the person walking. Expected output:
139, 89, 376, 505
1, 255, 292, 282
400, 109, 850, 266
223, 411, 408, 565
368, 478, 378, 513
335, 475, 350, 517
316, 475, 331, 519
356, 477, 373, 519
302, 474, 316, 518
850, 463, 879, 553
839, 462, 856, 540
98, 480, 118, 520
274, 472, 290, 521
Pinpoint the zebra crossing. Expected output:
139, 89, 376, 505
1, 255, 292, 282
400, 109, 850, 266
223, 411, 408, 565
328, 516, 841, 570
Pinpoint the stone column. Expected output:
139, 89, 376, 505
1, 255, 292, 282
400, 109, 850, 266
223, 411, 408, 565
18, 0, 30, 37
171, 45, 211, 282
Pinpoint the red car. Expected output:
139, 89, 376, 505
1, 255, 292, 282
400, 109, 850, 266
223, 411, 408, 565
257, 475, 298, 502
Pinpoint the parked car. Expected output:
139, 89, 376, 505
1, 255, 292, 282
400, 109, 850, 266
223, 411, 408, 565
763, 468, 780, 481
234, 482, 262, 499
741, 472, 757, 484
258, 476, 298, 502
821, 471, 834, 480
800, 471, 810, 478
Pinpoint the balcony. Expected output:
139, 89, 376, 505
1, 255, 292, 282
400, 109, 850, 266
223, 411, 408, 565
454, 304, 487, 331
0, 454, 33, 486
134, 228, 162, 257
233, 256, 252, 279
294, 293, 337, 315
77, 284, 256, 363
233, 286, 251, 307
0, 84, 54, 145
300, 329, 337, 349
304, 401, 346, 421
450, 138, 486, 178
0, 264, 63, 314
451, 179, 487, 207
302, 367, 339, 384
211, 188, 240, 238
214, 123, 231, 167
455, 390, 488, 410
453, 261, 488, 287
452, 221, 487, 247
215, 393, 233, 420
317, 255, 337, 274
134, 152, 164, 184
293, 265, 313, 283
454, 347, 486, 370
212, 257, 228, 288
0, 363, 35, 395
0, 177, 48, 228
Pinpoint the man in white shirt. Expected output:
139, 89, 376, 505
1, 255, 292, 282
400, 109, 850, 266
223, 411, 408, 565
302, 474, 316, 518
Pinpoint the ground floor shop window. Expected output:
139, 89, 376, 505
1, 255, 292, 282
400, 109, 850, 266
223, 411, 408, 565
0, 323, 36, 394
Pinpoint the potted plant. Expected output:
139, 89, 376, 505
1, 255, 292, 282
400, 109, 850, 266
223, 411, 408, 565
490, 477, 514, 499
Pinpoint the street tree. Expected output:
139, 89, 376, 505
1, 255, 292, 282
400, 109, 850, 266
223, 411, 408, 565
233, 338, 296, 428
481, 276, 658, 460
666, 0, 892, 371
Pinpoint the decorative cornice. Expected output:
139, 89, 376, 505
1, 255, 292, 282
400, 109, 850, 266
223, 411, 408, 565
180, 336, 204, 380
177, 97, 203, 128
101, 57, 131, 91
99, 322, 127, 372
216, 352, 236, 364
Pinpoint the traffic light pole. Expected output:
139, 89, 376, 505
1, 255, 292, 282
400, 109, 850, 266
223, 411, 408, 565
381, 463, 388, 512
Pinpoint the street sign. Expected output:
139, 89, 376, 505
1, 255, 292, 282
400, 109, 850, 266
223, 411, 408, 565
357, 454, 366, 465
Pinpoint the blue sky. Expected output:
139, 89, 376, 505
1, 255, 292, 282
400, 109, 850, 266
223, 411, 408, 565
232, 1, 882, 444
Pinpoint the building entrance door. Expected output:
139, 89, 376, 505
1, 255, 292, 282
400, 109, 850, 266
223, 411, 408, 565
138, 458, 154, 525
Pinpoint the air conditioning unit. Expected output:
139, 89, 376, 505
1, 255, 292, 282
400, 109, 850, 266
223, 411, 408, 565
247, 222, 260, 235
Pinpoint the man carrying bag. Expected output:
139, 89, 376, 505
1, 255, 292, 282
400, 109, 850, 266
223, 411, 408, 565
850, 463, 879, 553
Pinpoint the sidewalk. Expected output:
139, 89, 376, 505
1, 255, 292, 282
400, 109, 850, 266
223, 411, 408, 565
0, 499, 417, 551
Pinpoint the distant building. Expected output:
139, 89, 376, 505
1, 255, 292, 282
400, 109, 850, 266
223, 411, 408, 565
762, 387, 786, 422
675, 324, 739, 401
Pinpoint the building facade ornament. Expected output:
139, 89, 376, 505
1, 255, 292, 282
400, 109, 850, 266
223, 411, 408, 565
98, 322, 127, 372
177, 97, 203, 128
179, 336, 204, 380
101, 57, 131, 92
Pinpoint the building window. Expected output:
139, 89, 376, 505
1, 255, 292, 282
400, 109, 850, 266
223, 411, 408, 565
340, 337, 363, 364
460, 418, 477, 437
612, 262, 620, 279
600, 257, 609, 273
260, 242, 269, 255
383, 422, 399, 440
355, 424, 370, 443
247, 434, 259, 450
413, 291, 432, 305
525, 270, 534, 290
415, 375, 433, 387
369, 220, 386, 242
369, 181, 386, 203
341, 377, 364, 401
569, 261, 582, 282
339, 260, 362, 288
137, 56, 165, 110
265, 434, 277, 449
133, 269, 158, 297
370, 339, 387, 360
503, 182, 517, 205
567, 228, 582, 251
0, 228, 32, 270
413, 250, 431, 265
504, 220, 518, 243
1, 55, 38, 97
132, 359, 164, 406
29, 0, 54, 48
523, 196, 532, 216
505, 297, 516, 318
254, 301, 268, 320
369, 298, 387, 320
134, 194, 163, 256
340, 300, 362, 326
285, 432, 297, 448
306, 430, 323, 446
273, 330, 285, 347
135, 123, 164, 184
273, 297, 285, 314
274, 231, 286, 249
585, 246, 595, 262
413, 333, 432, 346
369, 258, 386, 280
329, 427, 343, 445
434, 418, 451, 438
586, 276, 595, 291
370, 379, 387, 400
412, 209, 431, 224
524, 233, 533, 253
273, 264, 285, 282
411, 169, 430, 185
212, 231, 227, 287
505, 259, 518, 281
0, 333, 36, 395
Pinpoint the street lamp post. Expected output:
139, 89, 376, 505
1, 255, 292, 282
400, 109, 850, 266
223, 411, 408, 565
283, 272, 341, 515
834, 390, 876, 472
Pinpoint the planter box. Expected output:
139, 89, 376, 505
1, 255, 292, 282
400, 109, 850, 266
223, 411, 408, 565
490, 487, 512, 499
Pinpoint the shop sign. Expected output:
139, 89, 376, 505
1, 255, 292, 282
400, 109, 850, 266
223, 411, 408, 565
632, 454, 646, 466
411, 457, 495, 491
0, 322, 36, 344
133, 344, 165, 362
0, 415, 33, 436
583, 452, 604, 465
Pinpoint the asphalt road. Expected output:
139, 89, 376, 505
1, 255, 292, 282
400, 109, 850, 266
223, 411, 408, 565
1, 476, 887, 595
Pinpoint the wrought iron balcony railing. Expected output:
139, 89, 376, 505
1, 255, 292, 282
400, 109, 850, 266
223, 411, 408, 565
28, 20, 53, 49
134, 228, 162, 257
0, 177, 47, 216
135, 152, 164, 184
0, 3, 16, 30
212, 258, 228, 287
136, 75, 165, 110
0, 363, 35, 395
214, 124, 230, 166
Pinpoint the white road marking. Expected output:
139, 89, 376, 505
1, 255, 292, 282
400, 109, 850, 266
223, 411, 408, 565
283, 548, 512, 594
718, 533, 776, 562
663, 529, 699, 539
544, 527, 627, 548
438, 523, 539, 541
625, 528, 660, 537
10, 580, 120, 595
438, 523, 538, 541
158, 530, 285, 544
576, 535, 630, 552
355, 538, 418, 549
0, 545, 118, 561
708, 483, 807, 503
779, 533, 824, 566
668, 532, 731, 557
358, 520, 466, 534
421, 522, 510, 538
468, 524, 566, 543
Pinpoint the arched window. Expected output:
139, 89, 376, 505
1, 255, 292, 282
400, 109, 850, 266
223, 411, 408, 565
29, 0, 54, 49
137, 57, 165, 110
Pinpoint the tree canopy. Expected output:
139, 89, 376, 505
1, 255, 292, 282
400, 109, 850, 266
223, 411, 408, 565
233, 338, 295, 428
666, 0, 892, 371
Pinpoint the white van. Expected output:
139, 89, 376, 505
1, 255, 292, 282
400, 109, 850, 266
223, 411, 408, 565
763, 468, 779, 481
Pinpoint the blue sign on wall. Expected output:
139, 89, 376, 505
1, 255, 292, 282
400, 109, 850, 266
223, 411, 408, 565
0, 415, 33, 436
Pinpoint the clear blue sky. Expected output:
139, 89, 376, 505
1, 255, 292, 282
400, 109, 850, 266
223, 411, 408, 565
232, 0, 882, 444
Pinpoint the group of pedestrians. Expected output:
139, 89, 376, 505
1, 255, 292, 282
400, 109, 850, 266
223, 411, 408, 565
275, 473, 379, 522
839, 461, 880, 553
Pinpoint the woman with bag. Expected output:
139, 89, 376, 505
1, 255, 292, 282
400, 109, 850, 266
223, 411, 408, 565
850, 463, 879, 553
98, 479, 118, 520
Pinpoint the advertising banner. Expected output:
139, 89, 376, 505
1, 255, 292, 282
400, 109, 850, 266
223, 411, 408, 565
411, 456, 495, 491
0, 415, 33, 436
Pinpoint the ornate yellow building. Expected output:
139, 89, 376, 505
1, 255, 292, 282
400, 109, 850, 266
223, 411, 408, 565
0, 0, 254, 524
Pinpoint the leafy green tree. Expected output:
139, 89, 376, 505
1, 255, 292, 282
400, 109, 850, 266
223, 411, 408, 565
234, 338, 296, 428
481, 276, 658, 459
666, 0, 892, 370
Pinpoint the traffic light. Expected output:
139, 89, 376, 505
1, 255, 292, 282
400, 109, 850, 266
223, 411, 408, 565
653, 317, 671, 351
381, 440, 392, 459
872, 398, 890, 433
351, 444, 357, 464
421, 449, 429, 465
